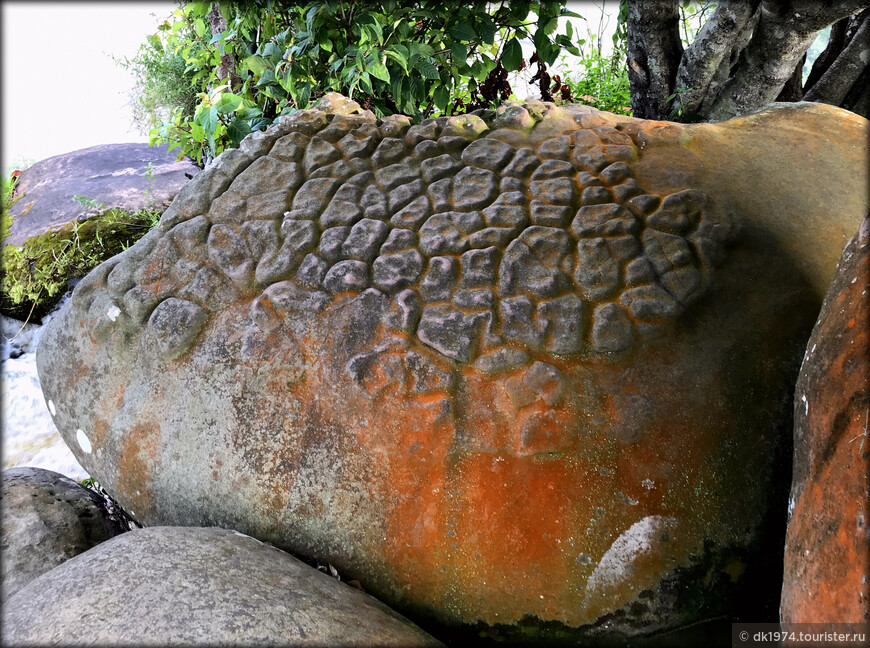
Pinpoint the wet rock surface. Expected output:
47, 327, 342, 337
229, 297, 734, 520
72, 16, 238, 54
781, 216, 870, 624
35, 95, 868, 639
0, 467, 125, 601
1, 526, 443, 647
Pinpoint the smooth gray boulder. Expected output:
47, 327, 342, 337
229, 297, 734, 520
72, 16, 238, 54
5, 143, 200, 246
1, 467, 125, 602
1, 525, 444, 647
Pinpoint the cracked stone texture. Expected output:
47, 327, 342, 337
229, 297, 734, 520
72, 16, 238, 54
1, 526, 443, 647
781, 216, 870, 624
36, 94, 868, 640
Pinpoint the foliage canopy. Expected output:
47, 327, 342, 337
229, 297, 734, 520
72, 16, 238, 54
139, 1, 586, 164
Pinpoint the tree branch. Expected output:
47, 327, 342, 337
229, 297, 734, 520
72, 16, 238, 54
803, 15, 849, 91
706, 0, 870, 121
208, 2, 239, 88
776, 52, 806, 101
626, 0, 684, 119
804, 8, 870, 105
673, 0, 760, 117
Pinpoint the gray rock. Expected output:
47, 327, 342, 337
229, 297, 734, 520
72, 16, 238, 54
1, 467, 125, 602
1, 526, 443, 647
6, 143, 199, 246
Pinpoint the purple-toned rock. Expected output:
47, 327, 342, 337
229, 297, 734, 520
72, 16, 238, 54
5, 143, 199, 246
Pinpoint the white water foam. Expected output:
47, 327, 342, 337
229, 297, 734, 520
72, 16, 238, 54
2, 294, 87, 480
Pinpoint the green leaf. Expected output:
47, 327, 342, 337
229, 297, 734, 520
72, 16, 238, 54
541, 40, 559, 66
238, 107, 262, 121
533, 27, 549, 53
193, 18, 205, 38
478, 16, 496, 44
146, 34, 163, 52
194, 105, 218, 135
391, 75, 405, 104
471, 59, 484, 80
243, 55, 270, 76
542, 17, 559, 36
502, 37, 522, 71
450, 42, 466, 64
368, 61, 391, 83
227, 117, 252, 148
250, 117, 273, 131
410, 43, 435, 60
215, 93, 242, 114
262, 41, 283, 62
279, 67, 296, 93
408, 76, 424, 102
297, 81, 311, 108
433, 85, 449, 113
256, 69, 277, 86
416, 58, 439, 80
316, 30, 332, 52
385, 45, 409, 72
449, 23, 476, 42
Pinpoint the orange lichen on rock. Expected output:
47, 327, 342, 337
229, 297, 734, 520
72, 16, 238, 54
782, 216, 870, 624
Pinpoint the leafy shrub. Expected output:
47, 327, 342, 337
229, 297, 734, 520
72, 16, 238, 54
137, 1, 583, 165
116, 35, 199, 134
562, 43, 631, 116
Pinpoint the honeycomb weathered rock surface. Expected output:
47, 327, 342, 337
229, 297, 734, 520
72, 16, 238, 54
74, 94, 736, 368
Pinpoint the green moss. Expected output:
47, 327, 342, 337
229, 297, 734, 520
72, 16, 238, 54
1, 208, 161, 322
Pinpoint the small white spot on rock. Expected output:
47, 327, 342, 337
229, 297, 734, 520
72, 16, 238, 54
642, 479, 655, 490
47, 399, 56, 416
106, 305, 121, 321
76, 429, 92, 454
802, 394, 808, 416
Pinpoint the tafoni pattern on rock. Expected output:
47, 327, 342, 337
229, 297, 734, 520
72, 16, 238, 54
76, 93, 736, 371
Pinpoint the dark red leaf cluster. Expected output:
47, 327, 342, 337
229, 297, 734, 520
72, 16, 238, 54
466, 59, 513, 111
529, 51, 569, 103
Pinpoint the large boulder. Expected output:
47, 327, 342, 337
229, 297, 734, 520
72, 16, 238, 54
1, 467, 125, 601
36, 95, 868, 640
5, 143, 199, 247
781, 215, 870, 623
1, 526, 443, 646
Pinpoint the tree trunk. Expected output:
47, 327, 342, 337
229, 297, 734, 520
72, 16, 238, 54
673, 0, 760, 118
626, 0, 683, 119
804, 9, 870, 106
207, 2, 239, 87
706, 0, 870, 121
803, 17, 849, 91
776, 53, 807, 101
843, 63, 870, 116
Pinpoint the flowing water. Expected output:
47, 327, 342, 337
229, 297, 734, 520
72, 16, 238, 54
2, 294, 87, 480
